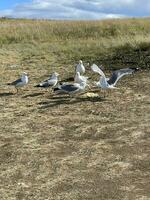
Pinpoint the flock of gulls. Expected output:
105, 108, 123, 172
7, 60, 139, 97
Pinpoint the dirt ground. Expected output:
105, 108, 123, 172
0, 68, 150, 200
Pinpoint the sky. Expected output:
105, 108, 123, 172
0, 0, 150, 19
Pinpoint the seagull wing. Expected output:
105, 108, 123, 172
8, 78, 22, 86
61, 84, 79, 92
91, 64, 106, 77
36, 77, 57, 87
107, 68, 135, 86
54, 83, 79, 94
35, 79, 48, 87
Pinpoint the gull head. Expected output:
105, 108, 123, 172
87, 63, 90, 67
21, 72, 28, 76
52, 72, 59, 77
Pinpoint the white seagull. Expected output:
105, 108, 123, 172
75, 60, 85, 74
53, 82, 87, 96
74, 72, 88, 84
91, 64, 139, 96
8, 72, 28, 93
35, 72, 59, 88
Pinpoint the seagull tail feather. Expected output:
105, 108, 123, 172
34, 84, 42, 87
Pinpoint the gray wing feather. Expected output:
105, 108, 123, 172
91, 64, 106, 77
9, 78, 22, 86
61, 84, 79, 92
107, 68, 134, 86
37, 78, 56, 87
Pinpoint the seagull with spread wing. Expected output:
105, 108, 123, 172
91, 64, 139, 96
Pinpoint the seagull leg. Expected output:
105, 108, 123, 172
68, 94, 75, 101
103, 90, 105, 98
49, 88, 53, 94
100, 89, 103, 97
104, 90, 107, 98
15, 87, 19, 94
107, 90, 108, 97
99, 88, 102, 98
19, 88, 23, 95
109, 89, 112, 97
69, 94, 75, 98
106, 90, 108, 97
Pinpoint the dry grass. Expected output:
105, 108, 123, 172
0, 18, 150, 200
0, 18, 150, 69
1, 18, 150, 42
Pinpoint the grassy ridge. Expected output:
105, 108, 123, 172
0, 18, 150, 69
1, 18, 150, 42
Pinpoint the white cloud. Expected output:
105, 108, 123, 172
0, 0, 149, 19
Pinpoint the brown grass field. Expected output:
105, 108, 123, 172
0, 18, 150, 200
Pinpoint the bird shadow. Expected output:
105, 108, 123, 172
22, 92, 44, 98
0, 92, 14, 97
38, 95, 105, 109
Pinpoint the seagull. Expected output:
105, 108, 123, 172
35, 72, 59, 88
75, 60, 85, 74
53, 82, 87, 97
74, 72, 88, 84
91, 64, 139, 96
7, 72, 28, 93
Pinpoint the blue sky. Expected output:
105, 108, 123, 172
0, 0, 30, 9
0, 0, 150, 19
